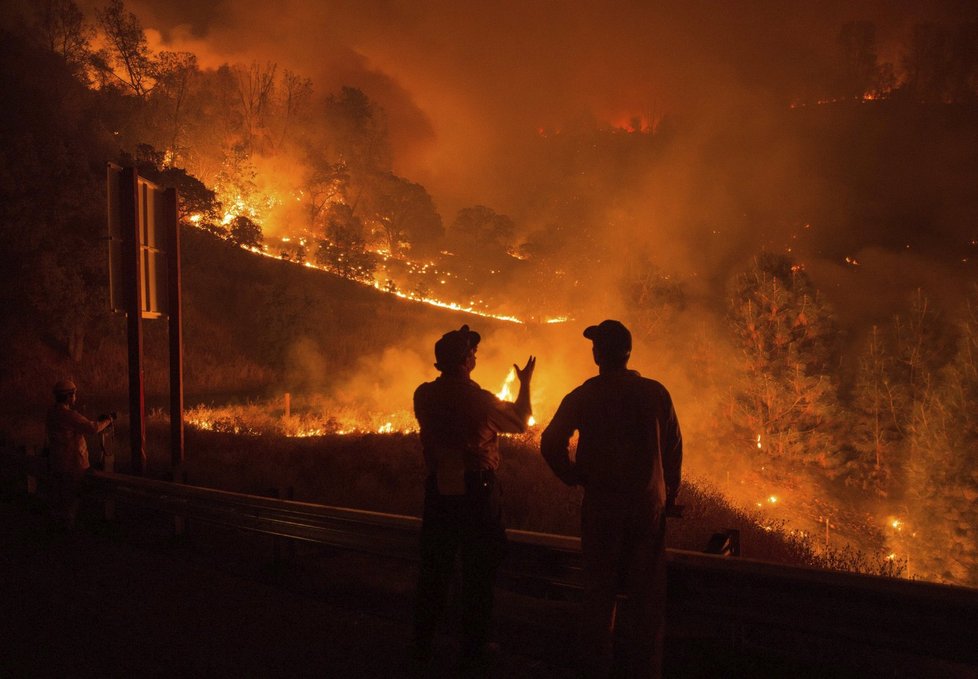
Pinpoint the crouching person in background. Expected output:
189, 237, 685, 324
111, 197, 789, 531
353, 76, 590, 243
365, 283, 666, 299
45, 380, 114, 530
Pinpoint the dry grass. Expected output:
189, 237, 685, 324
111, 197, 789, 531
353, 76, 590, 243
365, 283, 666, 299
131, 414, 902, 576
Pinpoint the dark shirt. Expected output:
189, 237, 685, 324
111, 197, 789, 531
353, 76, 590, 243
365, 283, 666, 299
541, 369, 682, 507
414, 374, 530, 485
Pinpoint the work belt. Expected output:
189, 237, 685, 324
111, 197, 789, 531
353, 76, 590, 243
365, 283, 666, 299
464, 469, 496, 483
427, 468, 496, 493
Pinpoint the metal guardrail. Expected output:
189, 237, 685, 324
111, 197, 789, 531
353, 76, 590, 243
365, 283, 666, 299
3, 444, 977, 671
83, 470, 585, 593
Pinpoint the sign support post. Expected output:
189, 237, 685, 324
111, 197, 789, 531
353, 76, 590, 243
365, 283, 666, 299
109, 164, 183, 479
164, 188, 185, 480
120, 166, 147, 475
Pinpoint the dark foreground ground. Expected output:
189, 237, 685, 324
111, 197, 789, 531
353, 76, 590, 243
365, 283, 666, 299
0, 494, 900, 679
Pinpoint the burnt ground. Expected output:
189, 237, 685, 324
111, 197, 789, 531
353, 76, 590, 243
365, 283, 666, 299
0, 492, 861, 679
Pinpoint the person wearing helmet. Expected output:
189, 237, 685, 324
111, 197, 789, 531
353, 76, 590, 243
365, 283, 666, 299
412, 325, 535, 670
541, 320, 683, 679
45, 380, 114, 529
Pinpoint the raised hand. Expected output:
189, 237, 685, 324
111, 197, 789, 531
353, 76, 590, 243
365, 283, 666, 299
514, 355, 536, 384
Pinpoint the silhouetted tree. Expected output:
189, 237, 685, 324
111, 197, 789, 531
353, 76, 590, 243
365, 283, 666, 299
892, 289, 978, 585
233, 61, 277, 152
304, 157, 348, 231
849, 326, 903, 494
96, 0, 156, 97
151, 50, 199, 163
278, 69, 313, 148
837, 21, 882, 100
0, 30, 119, 364
450, 205, 516, 252
229, 215, 262, 248
315, 203, 375, 282
31, 0, 92, 70
323, 86, 391, 208
362, 172, 443, 255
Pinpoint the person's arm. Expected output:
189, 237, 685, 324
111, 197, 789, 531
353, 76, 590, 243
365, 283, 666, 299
64, 409, 103, 436
487, 356, 535, 433
512, 355, 535, 424
661, 391, 683, 508
540, 393, 581, 486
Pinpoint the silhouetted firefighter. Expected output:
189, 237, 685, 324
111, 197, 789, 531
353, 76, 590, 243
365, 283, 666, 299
412, 325, 535, 671
542, 320, 683, 679
44, 380, 115, 530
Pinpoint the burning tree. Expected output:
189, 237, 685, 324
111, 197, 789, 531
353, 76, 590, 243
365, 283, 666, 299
849, 325, 903, 494
894, 290, 975, 583
725, 253, 844, 474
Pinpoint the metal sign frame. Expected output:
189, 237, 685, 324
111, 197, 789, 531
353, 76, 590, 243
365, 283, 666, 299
107, 163, 185, 477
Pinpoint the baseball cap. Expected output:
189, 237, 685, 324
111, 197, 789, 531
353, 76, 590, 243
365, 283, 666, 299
434, 325, 481, 370
583, 320, 631, 357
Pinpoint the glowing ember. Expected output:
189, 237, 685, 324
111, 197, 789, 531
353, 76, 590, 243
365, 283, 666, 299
756, 434, 762, 449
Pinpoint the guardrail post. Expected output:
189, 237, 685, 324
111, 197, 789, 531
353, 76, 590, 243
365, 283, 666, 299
269, 487, 296, 565
271, 487, 282, 563
286, 486, 295, 562
171, 468, 187, 537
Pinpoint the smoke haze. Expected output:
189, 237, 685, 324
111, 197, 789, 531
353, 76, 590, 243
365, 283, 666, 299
118, 0, 973, 201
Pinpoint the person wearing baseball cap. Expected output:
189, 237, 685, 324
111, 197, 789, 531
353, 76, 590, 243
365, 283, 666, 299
541, 320, 682, 678
45, 380, 114, 529
412, 325, 535, 670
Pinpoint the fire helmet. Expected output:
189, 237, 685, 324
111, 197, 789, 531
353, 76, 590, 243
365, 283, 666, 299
53, 379, 77, 396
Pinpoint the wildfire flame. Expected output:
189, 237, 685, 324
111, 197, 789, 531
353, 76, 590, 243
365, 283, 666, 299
183, 403, 416, 438
234, 240, 526, 323
496, 368, 535, 427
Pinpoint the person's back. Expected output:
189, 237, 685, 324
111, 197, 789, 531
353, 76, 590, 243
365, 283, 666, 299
411, 325, 535, 669
555, 369, 677, 504
541, 320, 682, 679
